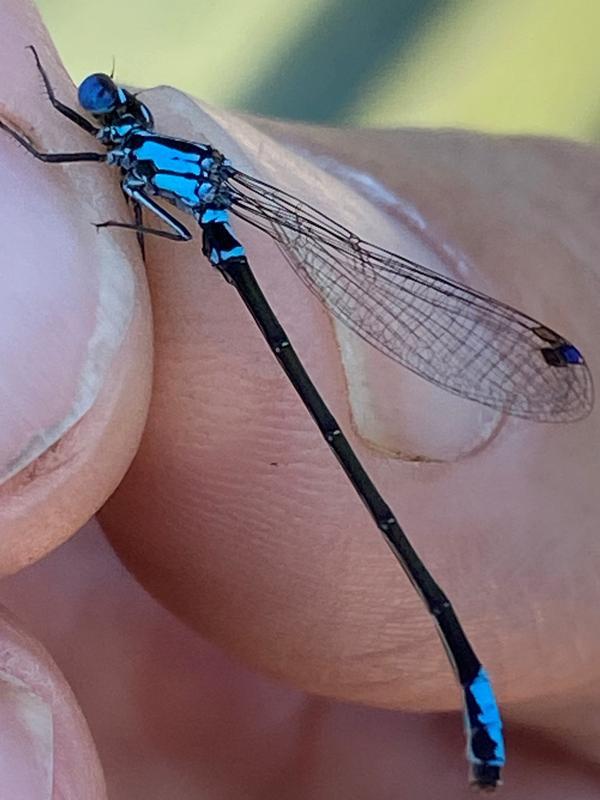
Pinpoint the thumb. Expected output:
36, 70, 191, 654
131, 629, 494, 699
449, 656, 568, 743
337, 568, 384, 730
0, 18, 153, 574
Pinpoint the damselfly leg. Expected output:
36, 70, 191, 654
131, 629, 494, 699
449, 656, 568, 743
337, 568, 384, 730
25, 44, 99, 135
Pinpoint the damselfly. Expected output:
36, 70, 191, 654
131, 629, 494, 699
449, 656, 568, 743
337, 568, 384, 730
1, 46, 593, 790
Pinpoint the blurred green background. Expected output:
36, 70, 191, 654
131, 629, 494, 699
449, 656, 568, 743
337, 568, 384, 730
36, 0, 600, 140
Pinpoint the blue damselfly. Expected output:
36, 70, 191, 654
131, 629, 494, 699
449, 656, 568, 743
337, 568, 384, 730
1, 46, 593, 790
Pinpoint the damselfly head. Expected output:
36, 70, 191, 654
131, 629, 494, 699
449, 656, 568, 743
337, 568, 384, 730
78, 73, 154, 140
78, 73, 121, 115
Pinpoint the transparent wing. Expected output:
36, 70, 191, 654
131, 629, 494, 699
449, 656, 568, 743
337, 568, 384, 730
227, 170, 593, 422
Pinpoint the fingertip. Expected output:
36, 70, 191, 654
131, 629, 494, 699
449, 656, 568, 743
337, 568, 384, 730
0, 607, 106, 799
0, 31, 153, 574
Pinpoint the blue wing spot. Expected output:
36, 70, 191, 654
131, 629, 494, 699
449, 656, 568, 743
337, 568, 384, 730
559, 344, 584, 364
541, 343, 584, 367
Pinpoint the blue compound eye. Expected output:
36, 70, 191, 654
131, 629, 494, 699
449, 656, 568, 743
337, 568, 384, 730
78, 73, 119, 114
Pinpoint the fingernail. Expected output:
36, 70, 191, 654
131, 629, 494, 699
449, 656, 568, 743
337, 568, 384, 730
338, 329, 499, 460
0, 669, 53, 799
0, 140, 135, 484
319, 159, 501, 460
261, 142, 501, 460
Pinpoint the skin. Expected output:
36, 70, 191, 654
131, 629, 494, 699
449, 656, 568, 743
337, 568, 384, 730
0, 2, 599, 797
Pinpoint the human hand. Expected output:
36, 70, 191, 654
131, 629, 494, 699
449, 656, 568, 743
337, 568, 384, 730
0, 2, 599, 797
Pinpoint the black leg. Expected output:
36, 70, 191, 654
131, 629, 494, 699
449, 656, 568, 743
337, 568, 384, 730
26, 45, 99, 136
133, 200, 146, 259
0, 119, 105, 163
97, 188, 192, 245
107, 185, 193, 242
95, 219, 191, 242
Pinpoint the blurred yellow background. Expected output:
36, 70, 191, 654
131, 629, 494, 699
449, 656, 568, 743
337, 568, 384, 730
36, 0, 600, 140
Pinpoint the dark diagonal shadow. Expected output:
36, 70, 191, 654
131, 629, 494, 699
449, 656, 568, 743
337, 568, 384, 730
238, 0, 452, 122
